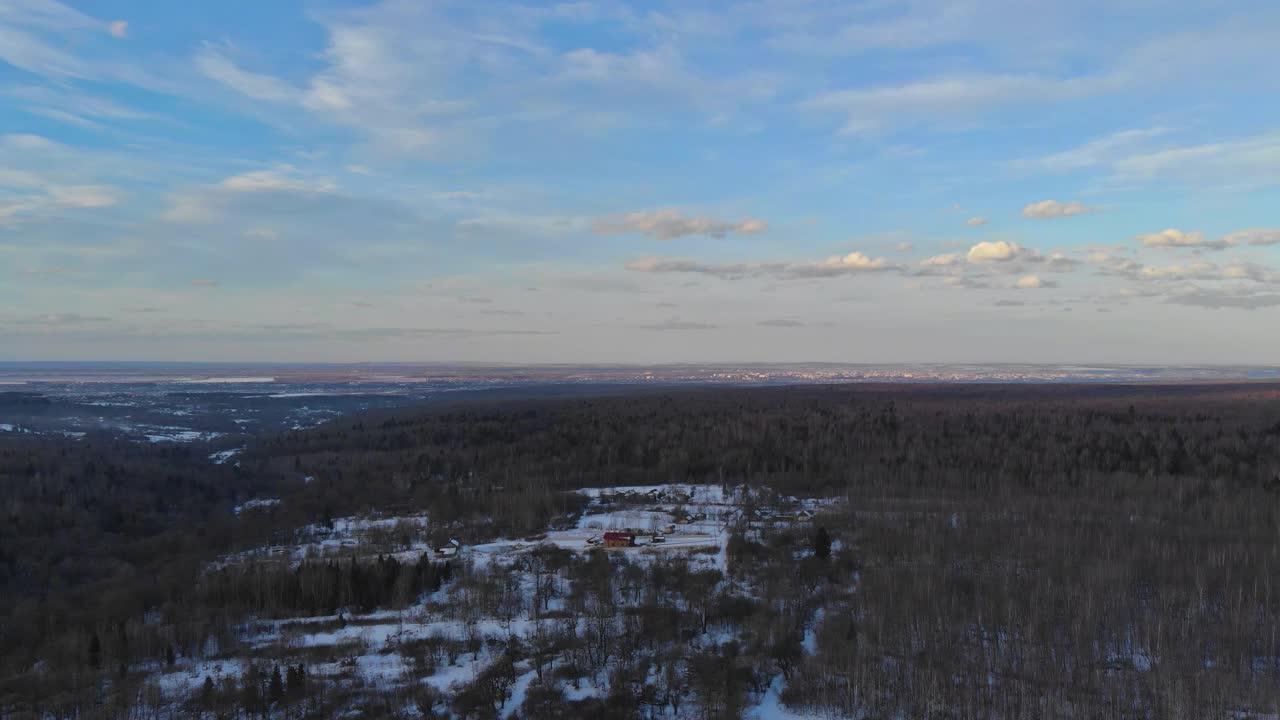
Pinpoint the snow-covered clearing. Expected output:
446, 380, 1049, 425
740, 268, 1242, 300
749, 676, 831, 720
212, 512, 432, 568
153, 658, 247, 698
185, 483, 841, 717
232, 498, 280, 515
209, 447, 243, 464
145, 429, 224, 443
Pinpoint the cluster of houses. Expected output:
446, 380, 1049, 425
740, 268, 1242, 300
586, 530, 668, 548
599, 487, 694, 504
673, 511, 708, 525
644, 487, 692, 503
720, 507, 817, 523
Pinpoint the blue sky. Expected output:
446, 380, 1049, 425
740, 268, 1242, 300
2, 0, 1279, 363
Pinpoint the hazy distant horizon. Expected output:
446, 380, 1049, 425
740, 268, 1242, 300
5, 359, 1280, 386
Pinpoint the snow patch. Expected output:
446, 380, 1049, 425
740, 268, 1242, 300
209, 447, 243, 464
501, 667, 537, 718
233, 498, 280, 515
146, 430, 224, 443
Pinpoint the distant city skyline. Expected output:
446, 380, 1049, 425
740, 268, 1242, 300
2, 0, 1279, 363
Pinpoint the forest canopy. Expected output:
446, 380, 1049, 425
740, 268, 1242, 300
2, 382, 1279, 718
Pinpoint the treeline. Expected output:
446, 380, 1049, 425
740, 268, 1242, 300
200, 555, 454, 617
254, 383, 1280, 503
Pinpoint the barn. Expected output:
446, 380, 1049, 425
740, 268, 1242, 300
602, 531, 635, 548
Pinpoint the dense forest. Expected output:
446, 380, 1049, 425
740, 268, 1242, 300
2, 383, 1279, 718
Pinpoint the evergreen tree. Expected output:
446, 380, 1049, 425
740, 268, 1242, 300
269, 666, 284, 703
813, 526, 832, 561
88, 632, 101, 669
286, 664, 303, 699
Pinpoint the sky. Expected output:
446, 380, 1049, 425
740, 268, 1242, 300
2, 0, 1279, 364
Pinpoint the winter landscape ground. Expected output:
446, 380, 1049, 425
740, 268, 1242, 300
161, 483, 836, 719
3, 379, 1280, 719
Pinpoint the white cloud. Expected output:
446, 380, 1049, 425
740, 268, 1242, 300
0, 1, 165, 90
243, 228, 279, 240
965, 216, 988, 227
1014, 127, 1169, 172
1136, 228, 1204, 247
805, 73, 1106, 135
944, 276, 991, 290
592, 210, 768, 240
5, 85, 151, 130
1224, 228, 1280, 247
164, 168, 337, 223
0, 20, 94, 79
196, 46, 302, 104
456, 214, 584, 236
1012, 128, 1280, 190
1014, 275, 1054, 289
1134, 228, 1238, 250
797, 10, 1280, 139
1111, 130, 1280, 188
966, 241, 1026, 263
1221, 264, 1272, 282
107, 20, 127, 38
625, 257, 715, 274
626, 249, 897, 280
162, 195, 214, 224
193, 3, 774, 158
0, 161, 120, 223
221, 168, 336, 194
45, 184, 119, 208
558, 45, 776, 111
1021, 199, 1099, 219
920, 253, 961, 267
767, 1, 982, 55
1139, 262, 1217, 280
817, 251, 887, 271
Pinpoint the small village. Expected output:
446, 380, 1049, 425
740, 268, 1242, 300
215, 483, 831, 571
152, 483, 842, 718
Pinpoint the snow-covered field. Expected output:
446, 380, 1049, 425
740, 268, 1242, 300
145, 429, 225, 443
213, 512, 435, 568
